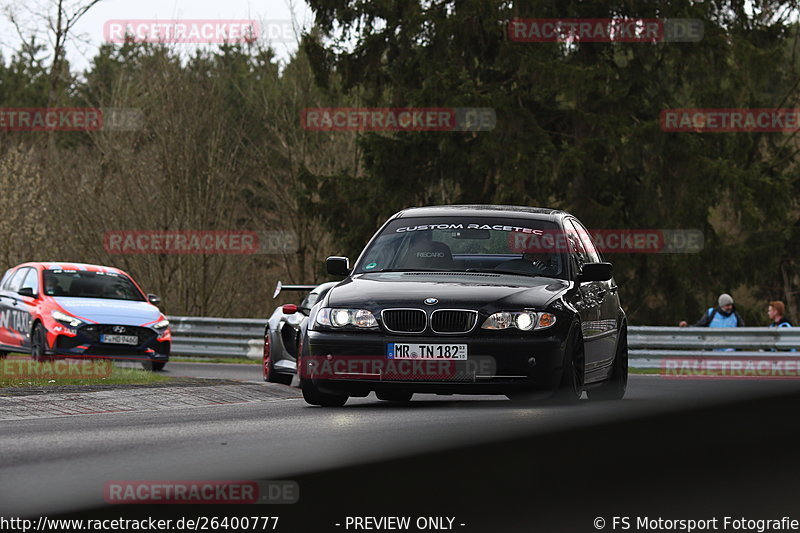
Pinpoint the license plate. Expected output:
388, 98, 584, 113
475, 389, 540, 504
100, 334, 139, 345
387, 343, 467, 360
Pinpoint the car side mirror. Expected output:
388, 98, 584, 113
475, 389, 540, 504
326, 256, 351, 277
18, 287, 36, 298
578, 262, 613, 282
282, 304, 298, 315
147, 293, 161, 305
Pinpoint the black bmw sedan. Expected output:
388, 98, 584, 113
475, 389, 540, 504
299, 205, 627, 407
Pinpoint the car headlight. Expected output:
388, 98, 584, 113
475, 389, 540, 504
316, 308, 378, 329
515, 312, 535, 331
481, 311, 557, 331
481, 311, 514, 330
153, 319, 169, 329
52, 310, 84, 328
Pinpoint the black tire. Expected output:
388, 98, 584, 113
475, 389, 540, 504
376, 391, 413, 402
587, 323, 628, 401
301, 378, 348, 407
0, 350, 7, 359
263, 330, 292, 385
30, 323, 51, 362
142, 360, 166, 371
506, 326, 584, 405
545, 326, 585, 405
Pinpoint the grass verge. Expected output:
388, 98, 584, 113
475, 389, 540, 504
0, 359, 171, 388
629, 367, 661, 375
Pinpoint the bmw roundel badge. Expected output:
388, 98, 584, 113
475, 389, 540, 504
424, 298, 439, 305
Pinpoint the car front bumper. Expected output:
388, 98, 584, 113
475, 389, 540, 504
48, 324, 170, 362
302, 329, 568, 395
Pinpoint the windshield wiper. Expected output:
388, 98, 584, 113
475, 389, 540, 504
365, 268, 456, 273
362, 268, 545, 278
464, 268, 543, 278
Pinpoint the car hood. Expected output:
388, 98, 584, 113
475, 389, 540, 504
53, 297, 162, 326
326, 273, 570, 310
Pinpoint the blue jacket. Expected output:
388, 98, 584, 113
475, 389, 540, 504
693, 307, 745, 328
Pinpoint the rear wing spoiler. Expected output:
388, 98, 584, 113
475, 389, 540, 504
273, 281, 318, 299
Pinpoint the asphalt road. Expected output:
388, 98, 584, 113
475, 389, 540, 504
2, 371, 800, 523
165, 361, 264, 381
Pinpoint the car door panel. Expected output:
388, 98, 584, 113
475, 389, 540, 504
0, 270, 15, 349
571, 218, 626, 384
15, 268, 40, 351
0, 268, 31, 351
563, 220, 605, 372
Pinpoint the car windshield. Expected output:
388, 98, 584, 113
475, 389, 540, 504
355, 216, 569, 279
42, 269, 145, 301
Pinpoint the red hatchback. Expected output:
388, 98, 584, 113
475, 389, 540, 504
0, 262, 171, 370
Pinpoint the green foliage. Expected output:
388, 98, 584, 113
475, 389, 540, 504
303, 0, 800, 325
0, 1, 799, 324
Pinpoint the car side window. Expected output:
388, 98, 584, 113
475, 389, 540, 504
564, 220, 590, 268
20, 268, 40, 293
570, 219, 602, 263
7, 268, 29, 292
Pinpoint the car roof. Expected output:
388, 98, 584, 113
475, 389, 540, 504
391, 204, 571, 222
12, 262, 128, 275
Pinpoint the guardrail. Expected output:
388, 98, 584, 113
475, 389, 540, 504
628, 326, 800, 370
167, 317, 800, 368
168, 316, 265, 359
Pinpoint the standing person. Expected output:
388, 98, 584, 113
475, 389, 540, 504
679, 293, 745, 328
767, 301, 792, 328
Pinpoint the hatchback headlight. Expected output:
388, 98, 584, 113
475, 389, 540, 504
316, 308, 378, 329
481, 311, 556, 331
52, 310, 84, 328
153, 319, 169, 329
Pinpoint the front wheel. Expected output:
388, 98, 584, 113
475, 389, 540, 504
263, 330, 292, 385
587, 324, 628, 401
301, 379, 348, 407
506, 327, 584, 405
30, 323, 51, 362
546, 326, 585, 405
142, 360, 166, 371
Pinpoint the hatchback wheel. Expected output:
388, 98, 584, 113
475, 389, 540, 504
30, 324, 51, 362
